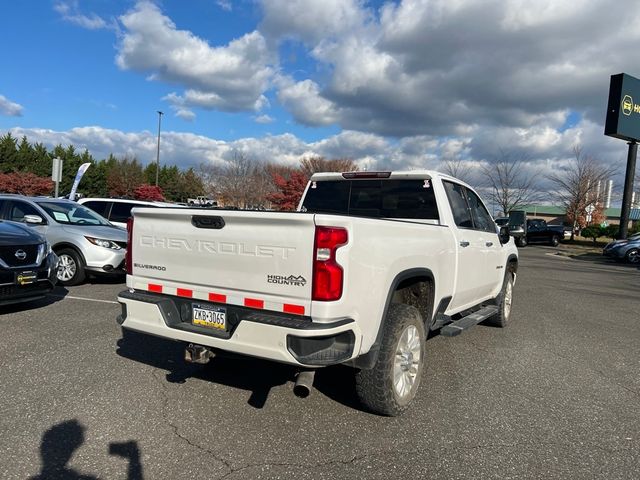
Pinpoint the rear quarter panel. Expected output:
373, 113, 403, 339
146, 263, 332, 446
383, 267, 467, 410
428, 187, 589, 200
310, 214, 457, 354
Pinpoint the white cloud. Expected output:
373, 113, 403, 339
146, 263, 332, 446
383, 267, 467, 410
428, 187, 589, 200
117, 1, 273, 112
6, 118, 625, 178
175, 108, 196, 122
254, 114, 275, 124
0, 94, 23, 116
54, 1, 114, 30
216, 0, 232, 12
266, 0, 640, 143
276, 77, 339, 126
260, 0, 369, 45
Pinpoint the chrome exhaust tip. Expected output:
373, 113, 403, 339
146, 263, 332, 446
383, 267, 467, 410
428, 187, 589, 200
293, 370, 316, 398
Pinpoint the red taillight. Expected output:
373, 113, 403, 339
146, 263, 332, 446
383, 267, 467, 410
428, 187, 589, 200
312, 226, 348, 301
125, 217, 133, 275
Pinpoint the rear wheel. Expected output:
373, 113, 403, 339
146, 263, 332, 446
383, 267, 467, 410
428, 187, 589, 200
56, 248, 86, 286
355, 304, 425, 416
550, 235, 560, 247
625, 248, 639, 264
486, 271, 514, 328
516, 236, 527, 247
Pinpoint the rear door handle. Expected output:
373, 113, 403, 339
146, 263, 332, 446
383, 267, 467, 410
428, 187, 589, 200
460, 241, 470, 247
486, 242, 493, 247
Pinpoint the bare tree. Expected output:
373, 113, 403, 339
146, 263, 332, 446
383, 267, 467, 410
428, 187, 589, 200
440, 157, 469, 181
199, 150, 274, 208
547, 146, 617, 240
481, 152, 541, 217
299, 156, 358, 177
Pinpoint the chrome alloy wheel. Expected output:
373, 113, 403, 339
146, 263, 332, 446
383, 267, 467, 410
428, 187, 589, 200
628, 249, 639, 264
503, 277, 513, 318
393, 325, 421, 399
57, 253, 77, 282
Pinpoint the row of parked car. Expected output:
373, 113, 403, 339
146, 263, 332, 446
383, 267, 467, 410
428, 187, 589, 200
0, 196, 188, 306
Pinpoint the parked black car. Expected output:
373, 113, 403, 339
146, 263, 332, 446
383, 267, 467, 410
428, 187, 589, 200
507, 211, 566, 247
0, 220, 58, 306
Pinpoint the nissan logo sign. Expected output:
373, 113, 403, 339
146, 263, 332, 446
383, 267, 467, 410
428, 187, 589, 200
14, 249, 27, 260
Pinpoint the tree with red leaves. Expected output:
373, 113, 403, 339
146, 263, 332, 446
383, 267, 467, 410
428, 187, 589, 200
0, 172, 53, 195
267, 171, 309, 211
133, 184, 165, 201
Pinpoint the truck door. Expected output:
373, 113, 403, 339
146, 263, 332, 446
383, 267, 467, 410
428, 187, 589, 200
527, 220, 543, 243
442, 181, 487, 310
463, 187, 503, 299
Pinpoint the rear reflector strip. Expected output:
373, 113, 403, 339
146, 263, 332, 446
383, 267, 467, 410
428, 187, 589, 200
208, 292, 227, 303
283, 304, 305, 315
145, 284, 305, 316
244, 298, 264, 309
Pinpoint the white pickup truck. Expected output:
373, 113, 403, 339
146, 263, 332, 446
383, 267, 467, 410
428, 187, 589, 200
117, 171, 518, 416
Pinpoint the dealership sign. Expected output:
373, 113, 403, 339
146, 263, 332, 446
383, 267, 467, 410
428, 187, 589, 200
605, 73, 640, 142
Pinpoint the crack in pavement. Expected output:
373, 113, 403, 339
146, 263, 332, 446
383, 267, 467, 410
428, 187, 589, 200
213, 441, 636, 479
147, 365, 636, 479
150, 368, 234, 473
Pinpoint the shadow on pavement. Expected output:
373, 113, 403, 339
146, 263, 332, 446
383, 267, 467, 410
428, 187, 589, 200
0, 286, 69, 315
86, 274, 126, 285
116, 329, 367, 411
29, 419, 143, 480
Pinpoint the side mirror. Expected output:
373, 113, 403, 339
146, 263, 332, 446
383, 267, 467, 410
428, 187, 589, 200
24, 215, 44, 225
499, 225, 510, 245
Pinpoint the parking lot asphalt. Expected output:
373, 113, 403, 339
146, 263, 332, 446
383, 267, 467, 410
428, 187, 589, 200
1, 247, 639, 479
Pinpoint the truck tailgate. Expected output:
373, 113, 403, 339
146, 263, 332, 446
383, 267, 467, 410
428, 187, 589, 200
129, 208, 316, 309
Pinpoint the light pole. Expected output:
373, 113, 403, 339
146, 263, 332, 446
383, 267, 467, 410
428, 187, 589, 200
155, 110, 164, 186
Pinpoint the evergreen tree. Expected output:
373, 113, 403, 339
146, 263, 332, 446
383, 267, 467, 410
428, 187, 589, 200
0, 133, 18, 173
16, 136, 37, 172
31, 143, 52, 177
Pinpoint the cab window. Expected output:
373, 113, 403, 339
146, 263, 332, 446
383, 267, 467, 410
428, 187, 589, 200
465, 189, 496, 233
442, 181, 473, 228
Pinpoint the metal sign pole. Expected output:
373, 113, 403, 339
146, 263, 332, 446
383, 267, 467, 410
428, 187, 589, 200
619, 141, 637, 239
52, 157, 63, 198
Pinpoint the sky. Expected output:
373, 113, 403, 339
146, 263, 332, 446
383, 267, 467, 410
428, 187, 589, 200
0, 0, 639, 194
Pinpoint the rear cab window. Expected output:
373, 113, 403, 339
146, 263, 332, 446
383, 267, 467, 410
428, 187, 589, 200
301, 179, 440, 221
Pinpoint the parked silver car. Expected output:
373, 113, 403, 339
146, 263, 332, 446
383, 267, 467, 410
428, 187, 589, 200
0, 195, 127, 285
603, 232, 640, 264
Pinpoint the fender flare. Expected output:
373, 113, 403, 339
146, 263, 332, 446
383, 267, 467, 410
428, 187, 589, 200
350, 268, 435, 370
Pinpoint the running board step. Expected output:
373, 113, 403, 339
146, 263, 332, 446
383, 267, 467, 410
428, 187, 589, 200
440, 306, 499, 337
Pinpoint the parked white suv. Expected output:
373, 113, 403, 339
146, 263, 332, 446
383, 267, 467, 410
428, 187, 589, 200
79, 198, 183, 228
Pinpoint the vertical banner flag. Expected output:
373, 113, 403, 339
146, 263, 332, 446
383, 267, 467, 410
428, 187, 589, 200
69, 163, 91, 200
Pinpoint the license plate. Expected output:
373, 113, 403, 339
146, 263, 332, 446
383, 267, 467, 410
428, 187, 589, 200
16, 271, 37, 286
192, 304, 226, 330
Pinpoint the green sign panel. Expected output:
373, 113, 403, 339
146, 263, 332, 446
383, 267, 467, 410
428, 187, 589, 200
605, 73, 640, 142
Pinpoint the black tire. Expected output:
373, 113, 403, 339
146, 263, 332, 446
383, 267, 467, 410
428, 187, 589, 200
56, 248, 86, 286
355, 304, 426, 416
516, 236, 527, 247
550, 235, 560, 247
625, 248, 639, 264
486, 271, 514, 328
